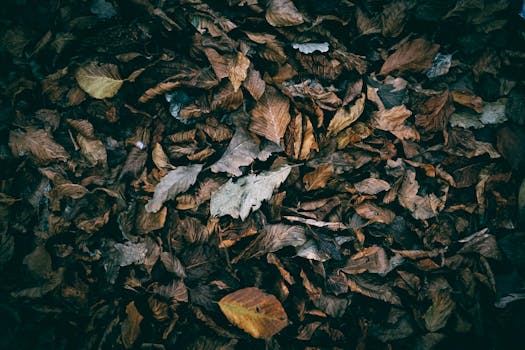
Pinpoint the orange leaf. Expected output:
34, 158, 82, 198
218, 287, 288, 339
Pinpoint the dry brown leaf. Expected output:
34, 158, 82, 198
379, 38, 440, 76
152, 142, 175, 170
77, 134, 107, 167
135, 206, 167, 234
229, 51, 251, 92
121, 301, 143, 349
342, 246, 401, 275
243, 66, 266, 100
446, 128, 500, 158
75, 62, 123, 99
355, 202, 395, 224
265, 0, 304, 27
249, 86, 291, 144
414, 90, 455, 132
303, 164, 334, 191
299, 114, 319, 160
210, 81, 244, 112
381, 1, 408, 37
9, 128, 69, 165
347, 275, 402, 305
327, 94, 366, 136
354, 178, 391, 195
370, 104, 412, 131
398, 169, 446, 220
204, 48, 230, 80
66, 119, 95, 138
218, 287, 288, 339
451, 90, 484, 113
336, 122, 373, 149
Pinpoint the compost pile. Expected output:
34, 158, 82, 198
2, 0, 525, 349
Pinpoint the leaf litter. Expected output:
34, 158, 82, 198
1, 0, 525, 349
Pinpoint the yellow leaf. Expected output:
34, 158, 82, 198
75, 62, 123, 99
218, 287, 288, 339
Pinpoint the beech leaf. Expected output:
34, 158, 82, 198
380, 38, 440, 76
265, 0, 304, 27
218, 287, 288, 339
75, 62, 123, 99
145, 164, 203, 213
249, 86, 291, 144
327, 94, 366, 136
9, 128, 69, 165
210, 165, 291, 220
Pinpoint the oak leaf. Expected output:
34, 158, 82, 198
218, 287, 288, 339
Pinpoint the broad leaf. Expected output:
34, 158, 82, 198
210, 165, 291, 220
249, 86, 291, 144
75, 62, 123, 99
218, 287, 288, 339
265, 0, 304, 27
327, 94, 366, 136
145, 164, 203, 213
9, 128, 69, 165
380, 38, 439, 76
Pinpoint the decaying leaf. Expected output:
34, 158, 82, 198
212, 128, 278, 177
9, 128, 69, 165
145, 164, 203, 213
249, 87, 291, 144
218, 287, 288, 339
75, 62, 123, 99
303, 163, 334, 191
77, 134, 107, 167
380, 38, 440, 76
229, 51, 251, 92
210, 165, 291, 220
327, 94, 366, 136
265, 0, 304, 27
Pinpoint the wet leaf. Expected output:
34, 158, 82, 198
210, 165, 291, 220
145, 164, 203, 213
75, 62, 123, 99
218, 287, 288, 339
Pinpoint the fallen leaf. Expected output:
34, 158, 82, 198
243, 67, 266, 100
414, 90, 455, 132
292, 42, 329, 54
9, 128, 69, 165
354, 178, 391, 195
327, 94, 366, 136
342, 246, 403, 275
249, 86, 291, 144
355, 202, 395, 224
370, 104, 412, 131
75, 62, 123, 99
135, 206, 167, 234
265, 0, 304, 27
77, 134, 107, 167
303, 163, 334, 191
381, 1, 408, 38
210, 165, 291, 220
121, 301, 143, 349
211, 128, 278, 177
423, 288, 455, 332
229, 51, 251, 92
218, 287, 288, 339
152, 142, 175, 170
380, 38, 440, 76
398, 169, 446, 220
145, 164, 203, 213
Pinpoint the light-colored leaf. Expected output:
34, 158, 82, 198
152, 142, 175, 170
210, 165, 291, 220
265, 0, 304, 27
303, 163, 334, 191
249, 86, 291, 144
327, 94, 366, 136
229, 51, 251, 92
354, 178, 391, 195
211, 128, 279, 177
291, 42, 329, 54
218, 287, 288, 339
75, 62, 123, 99
145, 164, 203, 213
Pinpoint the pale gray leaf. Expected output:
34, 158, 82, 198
145, 164, 203, 213
291, 42, 329, 54
210, 165, 291, 220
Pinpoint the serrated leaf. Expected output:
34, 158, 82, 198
210, 165, 291, 220
75, 62, 123, 99
218, 287, 288, 339
145, 164, 203, 213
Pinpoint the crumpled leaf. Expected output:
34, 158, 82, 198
121, 301, 143, 349
426, 53, 453, 78
77, 134, 107, 167
445, 128, 500, 158
265, 0, 304, 27
341, 246, 403, 275
234, 224, 306, 261
327, 94, 366, 136
292, 42, 329, 54
354, 178, 391, 195
249, 87, 291, 144
355, 202, 395, 224
414, 90, 455, 132
229, 51, 251, 92
347, 275, 402, 306
145, 164, 203, 213
9, 128, 69, 165
218, 287, 288, 339
380, 38, 440, 76
212, 128, 279, 177
75, 62, 123, 99
370, 105, 419, 140
104, 241, 148, 284
423, 288, 455, 332
398, 169, 446, 220
210, 165, 291, 220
